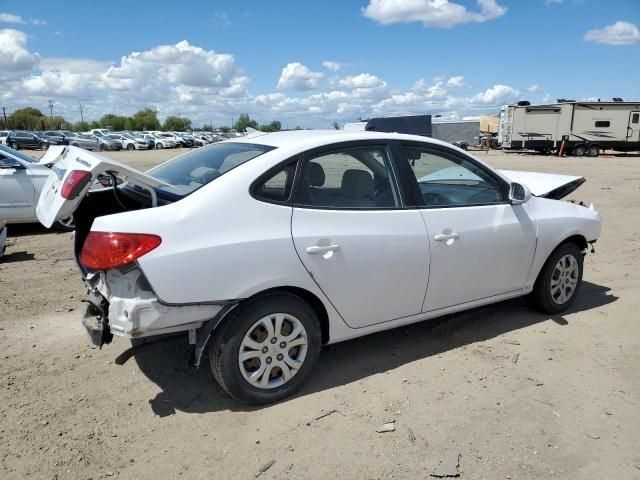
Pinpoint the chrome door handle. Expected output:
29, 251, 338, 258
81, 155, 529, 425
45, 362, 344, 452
434, 233, 460, 242
306, 244, 341, 254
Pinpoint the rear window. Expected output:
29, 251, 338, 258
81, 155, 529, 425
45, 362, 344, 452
148, 142, 274, 195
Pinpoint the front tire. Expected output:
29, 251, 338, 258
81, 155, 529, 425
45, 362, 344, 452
126, 143, 135, 150
209, 293, 321, 404
52, 215, 75, 232
531, 243, 583, 314
40, 142, 49, 150
156, 143, 163, 149
572, 145, 586, 157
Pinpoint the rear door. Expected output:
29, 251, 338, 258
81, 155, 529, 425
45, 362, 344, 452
397, 142, 537, 312
290, 141, 430, 328
627, 111, 640, 144
36, 146, 169, 228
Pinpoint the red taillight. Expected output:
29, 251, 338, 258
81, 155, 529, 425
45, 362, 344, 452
80, 232, 162, 270
61, 170, 92, 199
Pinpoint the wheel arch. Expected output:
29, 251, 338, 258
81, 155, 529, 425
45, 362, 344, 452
243, 286, 330, 345
532, 234, 587, 287
193, 285, 331, 368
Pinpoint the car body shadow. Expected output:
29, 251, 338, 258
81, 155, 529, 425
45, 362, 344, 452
6, 223, 60, 237
133, 281, 617, 416
1, 251, 36, 263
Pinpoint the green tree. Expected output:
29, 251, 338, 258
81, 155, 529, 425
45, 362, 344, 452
201, 124, 213, 132
260, 120, 282, 132
131, 108, 160, 131
73, 121, 89, 132
332, 121, 340, 130
8, 107, 45, 130
233, 113, 258, 132
218, 126, 231, 133
163, 116, 192, 131
99, 113, 130, 131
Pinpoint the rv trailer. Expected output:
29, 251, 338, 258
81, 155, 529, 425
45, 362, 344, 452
499, 100, 640, 157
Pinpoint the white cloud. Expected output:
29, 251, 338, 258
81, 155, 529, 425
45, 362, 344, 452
470, 84, 520, 105
544, 0, 562, 5
0, 29, 40, 76
527, 84, 541, 92
362, 0, 507, 28
2, 29, 530, 127
322, 60, 342, 72
0, 12, 46, 25
277, 62, 324, 90
584, 21, 640, 45
100, 40, 240, 98
337, 73, 385, 89
447, 75, 465, 87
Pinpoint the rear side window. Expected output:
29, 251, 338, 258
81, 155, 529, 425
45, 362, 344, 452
594, 121, 610, 128
253, 161, 297, 203
632, 113, 639, 124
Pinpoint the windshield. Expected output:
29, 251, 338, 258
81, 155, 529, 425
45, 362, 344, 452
0, 144, 38, 163
148, 142, 274, 195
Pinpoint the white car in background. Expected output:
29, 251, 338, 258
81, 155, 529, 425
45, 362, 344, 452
109, 134, 146, 151
149, 132, 177, 149
36, 131, 601, 404
0, 144, 75, 231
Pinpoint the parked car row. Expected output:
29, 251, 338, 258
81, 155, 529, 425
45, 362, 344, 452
0, 129, 240, 152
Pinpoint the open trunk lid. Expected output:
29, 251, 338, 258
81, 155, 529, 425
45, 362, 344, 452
36, 146, 170, 228
497, 169, 586, 199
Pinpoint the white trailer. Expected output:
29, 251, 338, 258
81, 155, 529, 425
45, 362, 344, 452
431, 119, 480, 150
499, 101, 640, 156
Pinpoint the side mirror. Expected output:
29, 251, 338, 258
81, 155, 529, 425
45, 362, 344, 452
509, 182, 531, 204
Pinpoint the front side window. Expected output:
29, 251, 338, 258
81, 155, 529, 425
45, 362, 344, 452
294, 145, 399, 209
402, 145, 505, 207
148, 142, 274, 196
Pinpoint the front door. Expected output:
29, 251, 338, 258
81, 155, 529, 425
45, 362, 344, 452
291, 143, 430, 328
627, 112, 640, 145
398, 142, 537, 312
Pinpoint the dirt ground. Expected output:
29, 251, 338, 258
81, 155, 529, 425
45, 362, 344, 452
1, 147, 639, 480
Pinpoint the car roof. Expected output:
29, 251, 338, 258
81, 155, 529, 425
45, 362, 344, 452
231, 129, 457, 151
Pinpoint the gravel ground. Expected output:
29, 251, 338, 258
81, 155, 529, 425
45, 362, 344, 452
1, 147, 638, 479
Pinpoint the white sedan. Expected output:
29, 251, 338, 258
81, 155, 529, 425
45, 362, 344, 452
0, 144, 75, 231
36, 131, 601, 404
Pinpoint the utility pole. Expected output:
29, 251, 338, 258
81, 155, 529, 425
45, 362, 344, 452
2, 106, 7, 128
48, 99, 54, 118
78, 102, 85, 128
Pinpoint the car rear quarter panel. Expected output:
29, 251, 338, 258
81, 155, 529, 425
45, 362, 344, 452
524, 196, 601, 289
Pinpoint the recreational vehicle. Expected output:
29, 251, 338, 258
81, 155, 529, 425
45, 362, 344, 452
499, 100, 640, 156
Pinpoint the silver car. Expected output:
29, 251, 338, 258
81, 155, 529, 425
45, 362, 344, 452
0, 144, 74, 231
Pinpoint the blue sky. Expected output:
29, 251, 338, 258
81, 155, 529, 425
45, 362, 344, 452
1, 0, 639, 127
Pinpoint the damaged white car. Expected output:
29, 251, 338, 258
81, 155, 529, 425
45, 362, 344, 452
36, 131, 601, 404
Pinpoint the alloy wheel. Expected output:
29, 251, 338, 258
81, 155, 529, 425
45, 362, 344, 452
238, 313, 308, 389
550, 254, 579, 304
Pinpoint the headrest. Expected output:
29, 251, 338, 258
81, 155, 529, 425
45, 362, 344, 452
341, 169, 374, 199
306, 162, 325, 187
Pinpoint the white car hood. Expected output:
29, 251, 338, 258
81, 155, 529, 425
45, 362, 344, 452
497, 169, 585, 199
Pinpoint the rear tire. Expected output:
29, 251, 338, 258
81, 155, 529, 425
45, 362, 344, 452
572, 145, 586, 157
209, 293, 321, 404
531, 243, 583, 314
126, 143, 135, 150
10, 142, 19, 150
52, 215, 75, 232
586, 145, 599, 157
156, 143, 163, 149
40, 142, 48, 150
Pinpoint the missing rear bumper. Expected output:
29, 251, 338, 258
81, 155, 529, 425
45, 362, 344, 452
81, 291, 112, 348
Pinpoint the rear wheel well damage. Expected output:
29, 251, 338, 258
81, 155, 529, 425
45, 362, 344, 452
193, 286, 330, 368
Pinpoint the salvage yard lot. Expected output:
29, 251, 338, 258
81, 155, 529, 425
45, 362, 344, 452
1, 148, 639, 479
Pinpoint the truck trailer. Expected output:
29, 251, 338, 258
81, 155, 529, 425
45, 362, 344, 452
499, 100, 640, 157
